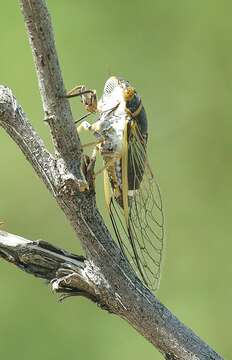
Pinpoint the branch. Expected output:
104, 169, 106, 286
0, 0, 223, 359
0, 228, 223, 360
0, 86, 56, 195
19, 0, 87, 189
0, 231, 101, 304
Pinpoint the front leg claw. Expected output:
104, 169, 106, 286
66, 84, 98, 113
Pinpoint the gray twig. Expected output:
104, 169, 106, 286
0, 231, 101, 305
0, 0, 223, 359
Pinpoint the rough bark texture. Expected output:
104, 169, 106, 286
0, 1, 224, 359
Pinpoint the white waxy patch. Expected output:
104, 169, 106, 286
95, 81, 129, 154
128, 190, 136, 197
84, 259, 110, 288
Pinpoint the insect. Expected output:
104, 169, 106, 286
66, 76, 164, 291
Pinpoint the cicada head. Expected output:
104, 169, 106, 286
119, 79, 142, 117
123, 86, 136, 101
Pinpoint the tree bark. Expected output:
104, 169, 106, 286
0, 1, 223, 359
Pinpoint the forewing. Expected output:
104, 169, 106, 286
109, 122, 165, 291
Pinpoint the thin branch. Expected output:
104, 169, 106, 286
0, 230, 101, 304
0, 0, 224, 359
20, 0, 87, 189
0, 86, 56, 195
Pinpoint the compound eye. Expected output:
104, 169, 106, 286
123, 87, 135, 101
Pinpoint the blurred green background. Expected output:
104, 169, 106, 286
0, 1, 231, 359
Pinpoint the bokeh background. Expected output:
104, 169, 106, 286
0, 1, 231, 359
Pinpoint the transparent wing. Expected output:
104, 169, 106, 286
108, 122, 165, 291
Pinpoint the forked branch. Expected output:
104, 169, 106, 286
0, 0, 223, 359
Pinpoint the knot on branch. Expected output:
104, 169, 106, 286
58, 177, 89, 195
51, 259, 110, 309
55, 154, 96, 196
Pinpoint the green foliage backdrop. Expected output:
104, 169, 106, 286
0, 1, 231, 359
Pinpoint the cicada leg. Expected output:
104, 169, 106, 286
94, 161, 115, 177
94, 152, 121, 177
82, 140, 102, 149
76, 121, 104, 150
65, 85, 98, 113
76, 120, 92, 133
66, 84, 86, 98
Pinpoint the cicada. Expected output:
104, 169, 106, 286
66, 76, 164, 291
